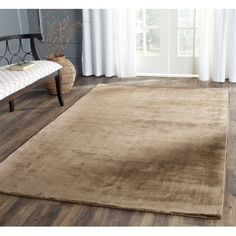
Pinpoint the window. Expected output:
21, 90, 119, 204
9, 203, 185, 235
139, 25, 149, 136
136, 10, 160, 56
178, 9, 199, 57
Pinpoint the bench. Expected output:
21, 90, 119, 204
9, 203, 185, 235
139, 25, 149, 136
0, 34, 64, 112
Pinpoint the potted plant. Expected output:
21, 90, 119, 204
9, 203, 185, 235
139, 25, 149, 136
40, 11, 81, 94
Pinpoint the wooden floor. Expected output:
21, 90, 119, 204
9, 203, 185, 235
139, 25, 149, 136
0, 76, 236, 226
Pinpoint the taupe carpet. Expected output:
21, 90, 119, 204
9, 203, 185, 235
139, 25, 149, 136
0, 84, 228, 219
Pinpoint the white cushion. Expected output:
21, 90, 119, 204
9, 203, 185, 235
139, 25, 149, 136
0, 60, 62, 100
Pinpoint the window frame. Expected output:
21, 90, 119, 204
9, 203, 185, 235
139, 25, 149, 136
136, 10, 161, 57
177, 9, 199, 57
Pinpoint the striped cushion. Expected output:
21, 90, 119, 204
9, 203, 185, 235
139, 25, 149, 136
0, 60, 62, 100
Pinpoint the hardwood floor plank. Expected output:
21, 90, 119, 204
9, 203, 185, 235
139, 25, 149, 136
0, 195, 19, 224
99, 208, 133, 226
138, 213, 156, 226
84, 207, 113, 226
59, 205, 83, 226
72, 205, 99, 226
21, 201, 61, 226
50, 204, 75, 226
34, 204, 62, 226
0, 196, 40, 226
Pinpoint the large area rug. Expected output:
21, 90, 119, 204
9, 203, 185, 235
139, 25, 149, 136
0, 84, 228, 219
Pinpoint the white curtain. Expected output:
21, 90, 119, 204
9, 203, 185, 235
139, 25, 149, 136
199, 9, 236, 82
82, 9, 136, 78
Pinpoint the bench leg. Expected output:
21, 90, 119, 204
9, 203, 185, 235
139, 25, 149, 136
55, 70, 64, 107
9, 100, 14, 112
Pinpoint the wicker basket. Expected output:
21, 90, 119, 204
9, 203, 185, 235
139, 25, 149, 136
44, 55, 76, 95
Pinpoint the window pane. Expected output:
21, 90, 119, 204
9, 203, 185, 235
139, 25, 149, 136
195, 10, 200, 28
178, 29, 194, 56
146, 29, 160, 56
145, 9, 160, 26
136, 10, 143, 27
178, 9, 194, 27
136, 32, 144, 55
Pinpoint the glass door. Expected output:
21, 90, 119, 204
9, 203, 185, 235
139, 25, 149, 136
136, 9, 199, 76
169, 9, 199, 75
136, 9, 169, 74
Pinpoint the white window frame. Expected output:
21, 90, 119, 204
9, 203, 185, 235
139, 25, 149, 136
136, 10, 161, 56
177, 9, 199, 57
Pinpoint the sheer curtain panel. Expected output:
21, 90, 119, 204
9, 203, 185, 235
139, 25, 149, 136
82, 9, 136, 78
199, 9, 236, 82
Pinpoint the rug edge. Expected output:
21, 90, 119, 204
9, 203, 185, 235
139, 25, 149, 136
0, 190, 221, 220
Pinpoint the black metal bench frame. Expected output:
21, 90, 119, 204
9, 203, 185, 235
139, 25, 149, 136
0, 33, 64, 112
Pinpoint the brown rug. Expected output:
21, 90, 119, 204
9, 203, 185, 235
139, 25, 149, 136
0, 84, 228, 219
